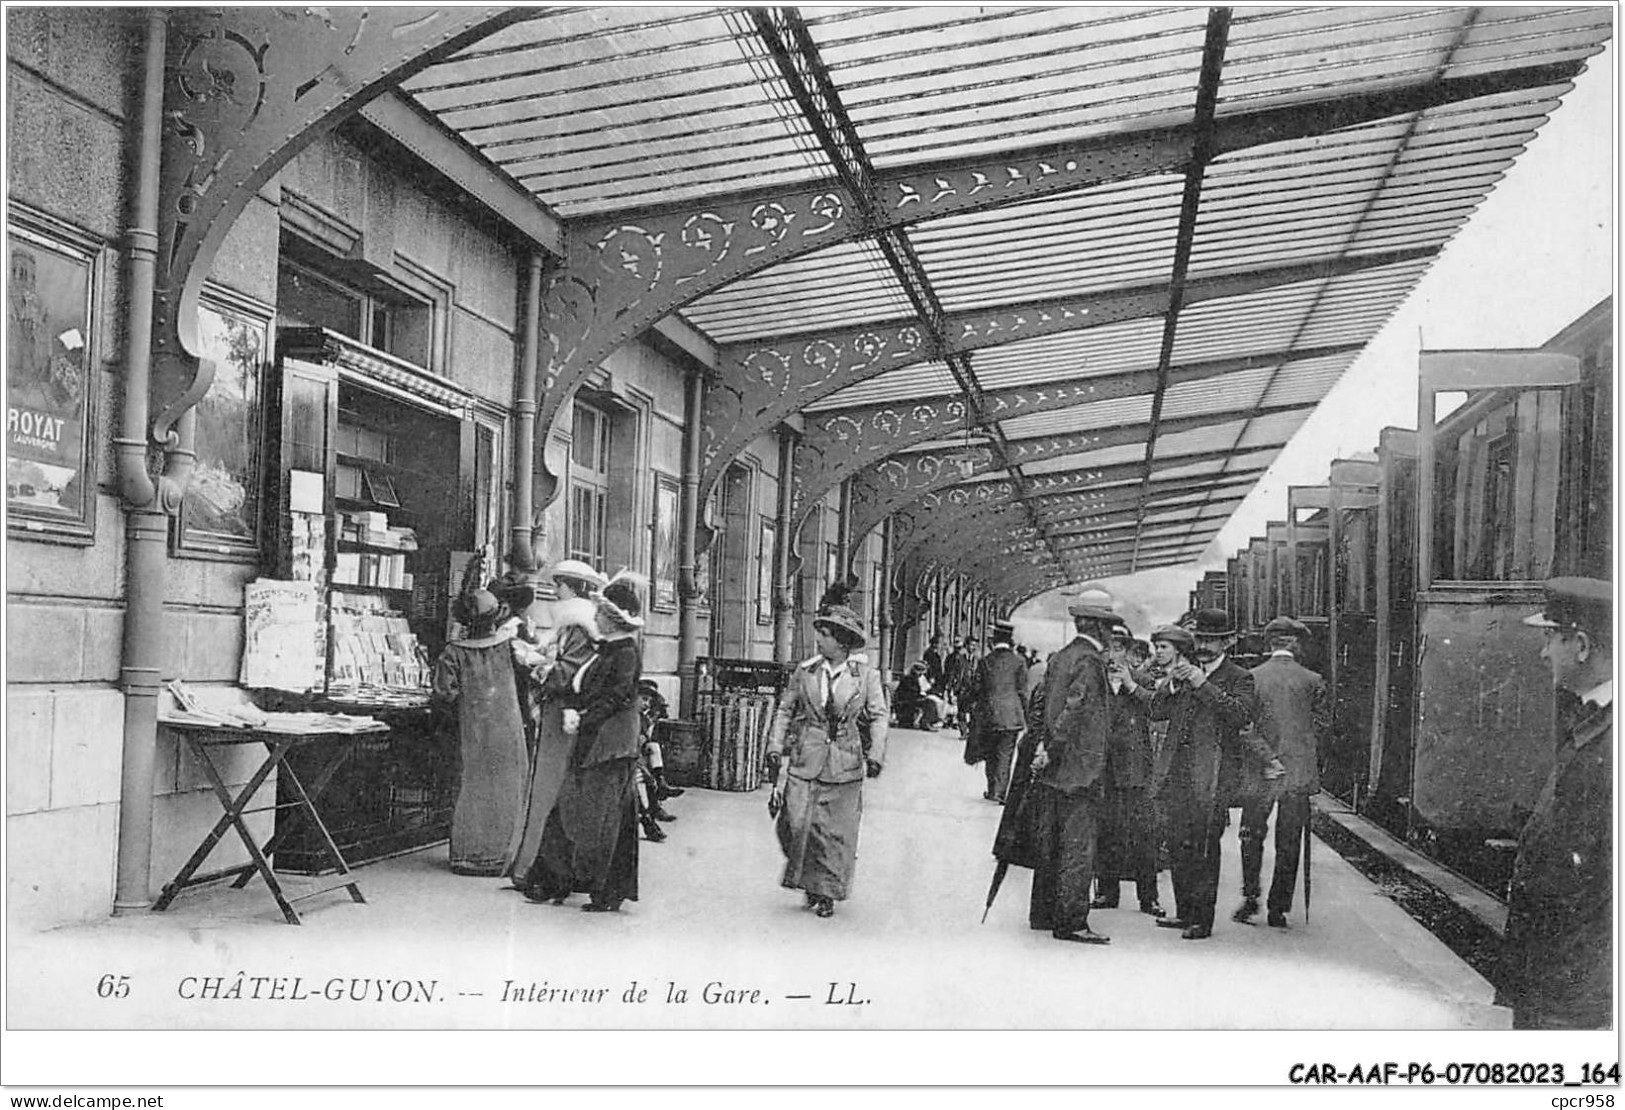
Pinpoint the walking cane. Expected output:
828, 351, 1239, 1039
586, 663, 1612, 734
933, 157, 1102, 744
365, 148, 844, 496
1302, 805, 1313, 923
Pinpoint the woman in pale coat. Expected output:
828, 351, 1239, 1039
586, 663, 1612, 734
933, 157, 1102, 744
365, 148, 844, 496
765, 598, 889, 918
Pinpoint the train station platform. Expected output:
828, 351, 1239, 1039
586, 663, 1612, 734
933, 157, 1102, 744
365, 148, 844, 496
8, 724, 1508, 1038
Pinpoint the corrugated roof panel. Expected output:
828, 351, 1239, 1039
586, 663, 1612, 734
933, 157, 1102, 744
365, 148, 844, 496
999, 395, 1158, 440
803, 360, 962, 411
682, 241, 912, 342
970, 319, 1171, 392
807, 6, 1211, 166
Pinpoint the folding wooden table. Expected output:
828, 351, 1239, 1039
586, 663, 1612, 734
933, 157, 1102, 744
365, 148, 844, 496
152, 720, 384, 924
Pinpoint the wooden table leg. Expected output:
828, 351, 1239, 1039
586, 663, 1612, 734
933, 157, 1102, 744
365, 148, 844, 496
153, 736, 288, 916
185, 736, 302, 924
262, 740, 366, 904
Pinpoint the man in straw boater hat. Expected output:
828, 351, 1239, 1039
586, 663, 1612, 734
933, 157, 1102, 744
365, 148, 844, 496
1496, 577, 1612, 1029
1023, 585, 1117, 944
1129, 610, 1273, 939
765, 585, 889, 918
1235, 616, 1324, 928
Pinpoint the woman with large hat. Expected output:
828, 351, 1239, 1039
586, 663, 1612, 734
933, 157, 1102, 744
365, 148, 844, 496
764, 586, 890, 918
508, 559, 607, 889
519, 571, 647, 912
431, 570, 528, 876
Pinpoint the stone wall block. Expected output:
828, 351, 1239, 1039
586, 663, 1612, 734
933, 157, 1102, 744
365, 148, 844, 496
5, 606, 86, 683
81, 604, 124, 683
186, 612, 245, 682
5, 7, 135, 121
5, 73, 126, 241
6, 688, 54, 815
6, 804, 118, 929
49, 686, 124, 809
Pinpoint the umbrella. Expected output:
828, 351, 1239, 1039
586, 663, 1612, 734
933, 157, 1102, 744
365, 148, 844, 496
982, 734, 1042, 923
981, 860, 1011, 924
1302, 807, 1313, 923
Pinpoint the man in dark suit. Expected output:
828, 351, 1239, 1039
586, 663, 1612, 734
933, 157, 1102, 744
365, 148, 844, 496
969, 619, 1028, 803
1496, 577, 1612, 1029
1235, 616, 1325, 927
1125, 611, 1273, 939
1095, 620, 1165, 916
1026, 587, 1117, 945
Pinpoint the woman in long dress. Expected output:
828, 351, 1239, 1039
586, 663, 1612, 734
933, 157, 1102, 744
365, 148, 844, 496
765, 591, 889, 918
520, 573, 646, 911
431, 586, 528, 876
507, 560, 605, 887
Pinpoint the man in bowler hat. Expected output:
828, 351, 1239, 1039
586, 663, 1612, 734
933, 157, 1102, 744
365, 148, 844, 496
1096, 620, 1165, 916
968, 618, 1028, 803
1122, 611, 1273, 939
1235, 616, 1324, 927
1496, 577, 1612, 1028
1026, 587, 1117, 944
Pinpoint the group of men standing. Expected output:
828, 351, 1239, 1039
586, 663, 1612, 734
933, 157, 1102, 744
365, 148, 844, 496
991, 587, 1325, 945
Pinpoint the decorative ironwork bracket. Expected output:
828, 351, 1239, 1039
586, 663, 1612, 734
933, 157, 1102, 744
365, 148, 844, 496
791, 337, 1365, 519
150, 7, 522, 449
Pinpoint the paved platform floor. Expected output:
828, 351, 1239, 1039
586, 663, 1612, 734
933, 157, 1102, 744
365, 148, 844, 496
8, 725, 1506, 1033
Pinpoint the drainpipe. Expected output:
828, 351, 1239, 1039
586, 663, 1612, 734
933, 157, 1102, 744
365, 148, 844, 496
508, 253, 543, 573
772, 428, 797, 664
876, 517, 893, 677
676, 368, 704, 716
111, 9, 167, 914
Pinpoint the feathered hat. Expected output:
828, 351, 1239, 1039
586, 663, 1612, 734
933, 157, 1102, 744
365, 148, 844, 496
813, 580, 867, 647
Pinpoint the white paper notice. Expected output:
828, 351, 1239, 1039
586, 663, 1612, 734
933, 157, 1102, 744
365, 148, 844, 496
289, 468, 325, 514
240, 578, 324, 692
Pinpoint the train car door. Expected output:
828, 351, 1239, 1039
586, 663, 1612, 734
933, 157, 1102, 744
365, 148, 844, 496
1413, 347, 1581, 891
1370, 429, 1417, 833
1328, 460, 1380, 811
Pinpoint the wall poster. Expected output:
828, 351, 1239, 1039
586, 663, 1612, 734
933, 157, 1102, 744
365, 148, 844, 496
175, 287, 270, 558
6, 209, 100, 542
651, 473, 679, 612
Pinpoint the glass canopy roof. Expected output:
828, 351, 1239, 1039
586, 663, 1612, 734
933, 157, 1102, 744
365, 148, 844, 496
402, 5, 1611, 599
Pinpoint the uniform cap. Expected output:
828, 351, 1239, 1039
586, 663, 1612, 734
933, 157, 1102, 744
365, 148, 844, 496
1523, 576, 1612, 632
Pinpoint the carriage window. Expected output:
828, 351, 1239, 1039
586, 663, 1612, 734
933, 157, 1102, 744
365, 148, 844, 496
1431, 389, 1562, 582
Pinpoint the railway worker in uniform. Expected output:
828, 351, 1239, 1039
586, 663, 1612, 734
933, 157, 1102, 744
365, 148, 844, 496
1096, 620, 1165, 916
1234, 616, 1324, 927
1143, 611, 1274, 939
1025, 588, 1117, 944
967, 619, 1028, 803
1497, 577, 1613, 1029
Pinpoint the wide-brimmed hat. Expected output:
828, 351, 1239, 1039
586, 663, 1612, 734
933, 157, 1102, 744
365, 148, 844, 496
1108, 620, 1135, 642
1067, 585, 1118, 622
1150, 624, 1196, 652
550, 559, 607, 591
596, 572, 646, 632
1189, 608, 1235, 640
1523, 576, 1612, 633
813, 603, 867, 648
1262, 616, 1310, 639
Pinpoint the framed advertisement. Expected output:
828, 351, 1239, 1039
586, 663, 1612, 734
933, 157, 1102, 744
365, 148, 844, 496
756, 518, 776, 624
6, 208, 101, 543
651, 472, 679, 612
174, 286, 270, 559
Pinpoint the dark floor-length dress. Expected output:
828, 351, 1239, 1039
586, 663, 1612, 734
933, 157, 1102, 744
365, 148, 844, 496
522, 633, 642, 905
